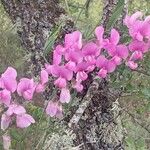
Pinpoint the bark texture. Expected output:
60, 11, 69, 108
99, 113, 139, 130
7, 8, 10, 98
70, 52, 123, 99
1, 0, 74, 76
1, 0, 126, 149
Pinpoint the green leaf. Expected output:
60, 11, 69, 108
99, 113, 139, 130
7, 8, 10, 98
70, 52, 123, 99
44, 25, 62, 56
106, 0, 125, 30
10, 129, 23, 142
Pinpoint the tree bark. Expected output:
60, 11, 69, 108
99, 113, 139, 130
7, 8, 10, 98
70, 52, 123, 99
1, 0, 126, 149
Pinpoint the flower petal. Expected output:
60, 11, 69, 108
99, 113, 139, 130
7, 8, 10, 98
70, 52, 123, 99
59, 88, 71, 103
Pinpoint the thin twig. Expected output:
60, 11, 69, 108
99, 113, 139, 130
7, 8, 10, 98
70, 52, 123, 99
134, 69, 150, 76
122, 108, 150, 134
68, 77, 101, 128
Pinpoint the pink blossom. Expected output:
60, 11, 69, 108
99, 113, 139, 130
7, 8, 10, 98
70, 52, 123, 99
0, 89, 11, 106
1, 114, 11, 130
17, 78, 36, 100
129, 40, 149, 53
36, 70, 49, 93
74, 81, 83, 92
82, 42, 99, 65
95, 26, 105, 48
2, 134, 11, 150
0, 67, 17, 93
96, 55, 116, 78
124, 12, 150, 41
54, 77, 67, 88
16, 113, 35, 128
126, 61, 138, 70
59, 88, 71, 103
1, 104, 35, 130
46, 101, 63, 118
65, 31, 82, 50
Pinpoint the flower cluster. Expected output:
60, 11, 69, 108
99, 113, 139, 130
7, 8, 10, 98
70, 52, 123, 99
0, 67, 49, 130
0, 12, 150, 131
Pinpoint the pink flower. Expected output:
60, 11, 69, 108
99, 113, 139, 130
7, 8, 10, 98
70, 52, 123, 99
0, 67, 17, 93
82, 42, 99, 65
126, 61, 138, 70
1, 104, 35, 130
95, 26, 105, 48
16, 114, 35, 128
74, 81, 83, 92
2, 134, 11, 150
124, 12, 150, 41
46, 101, 63, 118
1, 114, 11, 130
96, 55, 116, 78
36, 70, 49, 93
65, 31, 82, 50
59, 88, 71, 103
54, 77, 67, 88
45, 64, 73, 88
0, 89, 11, 106
17, 78, 36, 100
129, 40, 149, 53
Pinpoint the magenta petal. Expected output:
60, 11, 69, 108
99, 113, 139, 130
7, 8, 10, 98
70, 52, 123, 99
40, 70, 48, 85
130, 12, 143, 24
46, 101, 58, 117
2, 67, 17, 80
6, 104, 26, 116
110, 29, 120, 45
2, 134, 11, 150
76, 71, 88, 81
111, 56, 122, 65
17, 78, 36, 100
98, 69, 107, 78
1, 67, 17, 93
65, 31, 82, 49
13, 105, 26, 115
0, 89, 11, 106
106, 61, 116, 73
53, 51, 62, 65
74, 82, 83, 92
16, 114, 35, 128
96, 55, 107, 68
55, 45, 65, 55
66, 50, 83, 63
76, 62, 89, 72
116, 45, 129, 59
23, 90, 34, 101
36, 84, 45, 93
65, 61, 76, 71
95, 26, 104, 44
130, 51, 143, 61
82, 42, 99, 56
54, 77, 67, 88
59, 88, 71, 103
129, 40, 149, 53
1, 114, 11, 130
126, 61, 138, 70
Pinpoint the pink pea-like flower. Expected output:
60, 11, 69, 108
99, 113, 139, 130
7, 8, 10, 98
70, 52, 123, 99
0, 67, 17, 93
17, 78, 36, 100
1, 104, 35, 130
59, 88, 71, 103
46, 101, 63, 118
65, 31, 82, 50
96, 55, 116, 78
36, 69, 49, 93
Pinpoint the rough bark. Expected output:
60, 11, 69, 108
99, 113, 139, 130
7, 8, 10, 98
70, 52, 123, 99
1, 0, 126, 149
1, 0, 74, 76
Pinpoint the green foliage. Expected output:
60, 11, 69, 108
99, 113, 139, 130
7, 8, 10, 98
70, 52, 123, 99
0, 3, 25, 73
106, 0, 125, 30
